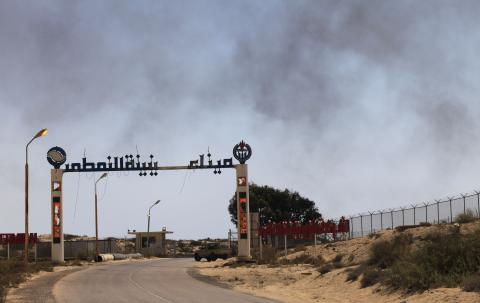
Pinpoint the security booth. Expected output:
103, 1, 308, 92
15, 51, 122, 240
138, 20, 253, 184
128, 229, 173, 257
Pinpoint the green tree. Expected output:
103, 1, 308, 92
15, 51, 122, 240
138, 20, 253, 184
228, 183, 322, 225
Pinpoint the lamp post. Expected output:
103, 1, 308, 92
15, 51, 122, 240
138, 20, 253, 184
25, 128, 48, 263
147, 200, 161, 254
95, 173, 108, 260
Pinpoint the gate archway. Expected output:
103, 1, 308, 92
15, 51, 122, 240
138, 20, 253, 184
46, 141, 252, 262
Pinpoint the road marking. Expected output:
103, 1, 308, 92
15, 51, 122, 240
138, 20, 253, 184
127, 265, 176, 303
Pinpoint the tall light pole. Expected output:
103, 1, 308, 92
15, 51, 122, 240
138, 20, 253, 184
95, 173, 108, 260
147, 200, 161, 253
25, 128, 48, 263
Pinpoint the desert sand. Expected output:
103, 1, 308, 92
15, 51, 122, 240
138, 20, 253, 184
196, 224, 480, 303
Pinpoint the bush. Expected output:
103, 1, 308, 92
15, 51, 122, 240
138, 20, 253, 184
318, 264, 333, 275
385, 227, 480, 292
368, 233, 412, 269
360, 268, 382, 288
386, 260, 435, 291
345, 264, 366, 282
332, 253, 344, 263
455, 209, 477, 224
463, 274, 480, 292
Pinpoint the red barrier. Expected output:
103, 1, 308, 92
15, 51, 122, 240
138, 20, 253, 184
259, 218, 349, 239
0, 233, 38, 245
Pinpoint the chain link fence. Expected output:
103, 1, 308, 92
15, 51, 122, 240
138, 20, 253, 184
349, 191, 480, 238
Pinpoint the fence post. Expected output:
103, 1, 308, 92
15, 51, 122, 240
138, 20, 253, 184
349, 216, 353, 239
390, 210, 394, 229
284, 235, 287, 258
401, 208, 405, 226
34, 243, 37, 262
449, 197, 453, 223
259, 235, 263, 261
313, 234, 317, 258
380, 211, 383, 230
475, 191, 480, 218
360, 215, 364, 237
435, 200, 440, 224
411, 204, 416, 225
462, 194, 466, 215
423, 202, 429, 223
369, 212, 374, 235
7, 242, 9, 260
348, 216, 353, 239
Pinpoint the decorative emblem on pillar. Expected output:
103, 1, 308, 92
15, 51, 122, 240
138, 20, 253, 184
47, 147, 67, 169
233, 140, 252, 164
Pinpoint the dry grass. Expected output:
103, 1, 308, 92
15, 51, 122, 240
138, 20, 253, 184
0, 260, 54, 303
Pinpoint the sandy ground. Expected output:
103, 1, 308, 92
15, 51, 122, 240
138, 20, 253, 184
6, 265, 83, 303
197, 261, 480, 303
196, 223, 480, 303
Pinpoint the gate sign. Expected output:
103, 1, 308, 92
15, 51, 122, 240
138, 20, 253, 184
238, 192, 248, 239
52, 196, 62, 243
46, 140, 253, 262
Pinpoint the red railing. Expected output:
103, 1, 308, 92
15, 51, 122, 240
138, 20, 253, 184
258, 219, 349, 239
0, 233, 38, 245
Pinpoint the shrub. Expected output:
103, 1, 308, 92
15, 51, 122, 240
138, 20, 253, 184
419, 222, 432, 227
455, 209, 477, 224
368, 233, 412, 269
332, 253, 344, 263
395, 225, 418, 232
463, 274, 480, 292
318, 264, 333, 275
385, 227, 480, 292
345, 264, 366, 282
360, 268, 382, 288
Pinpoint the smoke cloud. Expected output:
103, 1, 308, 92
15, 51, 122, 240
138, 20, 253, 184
1, 1, 480, 238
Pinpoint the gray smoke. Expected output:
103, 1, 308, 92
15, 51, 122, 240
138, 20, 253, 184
2, 1, 480, 236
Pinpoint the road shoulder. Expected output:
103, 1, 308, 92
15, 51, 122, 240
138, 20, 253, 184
6, 266, 84, 303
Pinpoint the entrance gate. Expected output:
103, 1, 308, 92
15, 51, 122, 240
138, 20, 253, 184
46, 141, 252, 262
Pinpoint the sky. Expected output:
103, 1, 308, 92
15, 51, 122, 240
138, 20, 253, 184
1, 0, 480, 240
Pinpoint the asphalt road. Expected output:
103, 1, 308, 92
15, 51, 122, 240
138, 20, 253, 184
52, 258, 277, 303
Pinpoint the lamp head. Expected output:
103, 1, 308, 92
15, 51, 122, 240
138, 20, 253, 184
100, 173, 108, 179
34, 128, 48, 139
155, 200, 161, 205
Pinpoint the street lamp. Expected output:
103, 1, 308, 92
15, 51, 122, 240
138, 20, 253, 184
25, 128, 48, 263
95, 173, 108, 260
147, 200, 161, 253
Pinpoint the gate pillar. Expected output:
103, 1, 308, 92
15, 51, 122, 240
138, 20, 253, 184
51, 169, 64, 262
235, 164, 251, 260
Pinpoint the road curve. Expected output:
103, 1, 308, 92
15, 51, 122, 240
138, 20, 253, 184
53, 258, 277, 303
